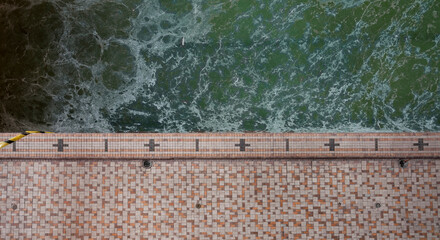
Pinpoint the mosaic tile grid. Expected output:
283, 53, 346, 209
1, 132, 439, 159
0, 159, 439, 239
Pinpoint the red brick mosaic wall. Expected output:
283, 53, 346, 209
1, 159, 439, 239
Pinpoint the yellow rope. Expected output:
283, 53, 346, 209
0, 131, 53, 150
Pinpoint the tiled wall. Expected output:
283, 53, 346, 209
1, 159, 439, 239
1, 132, 440, 159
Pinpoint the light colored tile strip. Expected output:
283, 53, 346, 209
0, 133, 439, 159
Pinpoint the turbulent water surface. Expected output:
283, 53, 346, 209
0, 0, 439, 132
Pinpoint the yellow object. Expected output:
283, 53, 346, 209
0, 131, 53, 150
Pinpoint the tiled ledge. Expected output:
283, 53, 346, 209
0, 132, 439, 159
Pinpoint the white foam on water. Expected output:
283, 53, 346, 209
1, 0, 438, 132
318, 0, 368, 9
24, 0, 222, 132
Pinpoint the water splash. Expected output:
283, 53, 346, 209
0, 0, 438, 132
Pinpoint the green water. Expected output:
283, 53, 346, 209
0, 0, 439, 132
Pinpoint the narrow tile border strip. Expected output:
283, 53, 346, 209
0, 132, 439, 160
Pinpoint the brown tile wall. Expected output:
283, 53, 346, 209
0, 159, 439, 239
